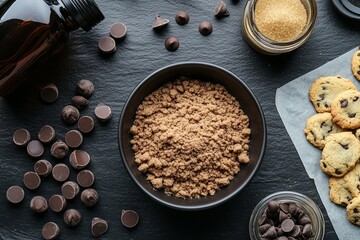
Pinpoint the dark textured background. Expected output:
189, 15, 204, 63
0, 0, 359, 239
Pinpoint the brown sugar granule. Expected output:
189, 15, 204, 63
130, 77, 251, 198
254, 0, 307, 42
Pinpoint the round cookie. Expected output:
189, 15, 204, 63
355, 129, 360, 141
351, 47, 360, 81
344, 164, 360, 198
309, 76, 357, 113
304, 112, 343, 149
329, 177, 353, 207
346, 195, 360, 226
320, 132, 360, 177
331, 90, 360, 129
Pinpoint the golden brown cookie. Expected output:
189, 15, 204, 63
346, 194, 360, 226
331, 90, 360, 129
329, 177, 353, 207
351, 47, 360, 81
344, 164, 360, 198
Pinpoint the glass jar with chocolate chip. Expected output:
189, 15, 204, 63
249, 191, 325, 240
242, 0, 317, 55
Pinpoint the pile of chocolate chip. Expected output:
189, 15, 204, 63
258, 200, 314, 240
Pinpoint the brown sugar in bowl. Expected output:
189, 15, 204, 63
118, 62, 266, 210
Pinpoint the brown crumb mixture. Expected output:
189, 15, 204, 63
130, 77, 251, 198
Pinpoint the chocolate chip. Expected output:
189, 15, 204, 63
259, 223, 272, 234
322, 162, 327, 168
261, 225, 277, 239
354, 96, 359, 102
214, 0, 229, 18
258, 213, 267, 225
13, 128, 31, 147
61, 181, 80, 200
322, 86, 327, 90
340, 99, 348, 108
348, 113, 356, 118
40, 83, 59, 103
6, 186, 25, 204
335, 169, 342, 175
298, 215, 311, 225
69, 149, 91, 170
290, 225, 302, 238
320, 122, 326, 128
152, 15, 169, 29
110, 22, 127, 41
268, 200, 280, 213
62, 105, 80, 124
175, 11, 190, 25
63, 209, 81, 227
98, 36, 116, 54
94, 104, 112, 122
34, 159, 53, 177
65, 130, 83, 148
319, 93, 325, 100
30, 196, 48, 213
77, 169, 95, 188
288, 203, 298, 216
23, 171, 41, 190
275, 227, 284, 237
354, 208, 359, 213
50, 140, 69, 159
81, 188, 99, 207
277, 236, 288, 240
77, 115, 95, 133
91, 217, 108, 237
165, 36, 180, 51
52, 163, 70, 182
72, 95, 89, 109
42, 222, 60, 240
199, 21, 213, 36
302, 223, 314, 237
357, 70, 360, 75
281, 219, 294, 233
27, 140, 44, 158
38, 125, 55, 144
324, 103, 329, 108
279, 210, 290, 222
280, 203, 289, 213
49, 194, 67, 213
76, 79, 94, 98
121, 210, 139, 228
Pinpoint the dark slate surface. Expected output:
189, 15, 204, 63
0, 0, 359, 239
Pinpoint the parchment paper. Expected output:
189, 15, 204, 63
276, 47, 360, 240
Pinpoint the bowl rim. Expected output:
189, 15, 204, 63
118, 61, 267, 210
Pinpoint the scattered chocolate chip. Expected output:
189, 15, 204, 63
6, 186, 25, 204
281, 218, 295, 233
121, 210, 139, 228
302, 223, 314, 237
52, 163, 70, 182
77, 115, 95, 134
340, 99, 348, 108
50, 140, 69, 159
13, 128, 31, 147
30, 196, 48, 213
27, 140, 44, 158
175, 11, 190, 25
152, 15, 169, 30
76, 80, 94, 98
77, 169, 95, 188
38, 125, 55, 144
63, 209, 81, 227
91, 217, 108, 237
42, 222, 60, 240
62, 105, 80, 124
49, 194, 67, 213
164, 36, 180, 51
61, 181, 80, 200
214, 0, 229, 18
72, 95, 89, 110
34, 159, 53, 177
110, 22, 127, 41
94, 104, 112, 122
261, 225, 277, 239
98, 36, 116, 54
65, 130, 83, 148
199, 21, 213, 36
69, 150, 91, 170
23, 171, 41, 190
81, 188, 99, 207
40, 83, 59, 103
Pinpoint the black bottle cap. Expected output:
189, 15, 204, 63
61, 0, 105, 31
333, 0, 360, 20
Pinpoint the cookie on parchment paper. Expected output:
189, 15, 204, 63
331, 90, 360, 129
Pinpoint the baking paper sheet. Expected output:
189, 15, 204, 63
276, 47, 360, 240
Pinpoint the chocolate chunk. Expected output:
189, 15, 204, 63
81, 188, 99, 207
261, 226, 277, 239
302, 223, 314, 237
91, 217, 108, 237
34, 159, 53, 177
259, 223, 272, 234
121, 210, 139, 228
50, 140, 69, 159
62, 105, 80, 124
61, 181, 80, 200
13, 128, 31, 147
23, 171, 41, 190
49, 194, 67, 212
281, 219, 294, 233
110, 22, 127, 41
72, 95, 89, 109
175, 11, 190, 25
199, 21, 213, 36
340, 99, 348, 108
268, 200, 280, 213
348, 113, 356, 118
42, 222, 60, 240
30, 196, 48, 213
65, 130, 83, 148
279, 210, 290, 222
98, 36, 116, 54
152, 15, 169, 30
6, 186, 25, 204
77, 169, 95, 188
27, 140, 44, 158
69, 150, 91, 170
38, 125, 55, 144
94, 104, 112, 122
164, 36, 180, 51
40, 83, 59, 103
290, 225, 302, 238
76, 79, 94, 98
214, 0, 229, 18
52, 163, 70, 182
63, 209, 81, 227
77, 115, 95, 133
280, 203, 289, 213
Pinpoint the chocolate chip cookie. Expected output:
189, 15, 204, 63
346, 194, 360, 226
344, 164, 360, 198
320, 132, 360, 177
329, 177, 353, 207
309, 76, 357, 113
304, 112, 343, 149
331, 90, 360, 129
351, 47, 360, 81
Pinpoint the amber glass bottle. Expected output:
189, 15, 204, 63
0, 0, 104, 96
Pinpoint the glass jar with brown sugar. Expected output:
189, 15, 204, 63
242, 0, 317, 55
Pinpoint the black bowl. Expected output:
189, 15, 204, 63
119, 62, 266, 210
